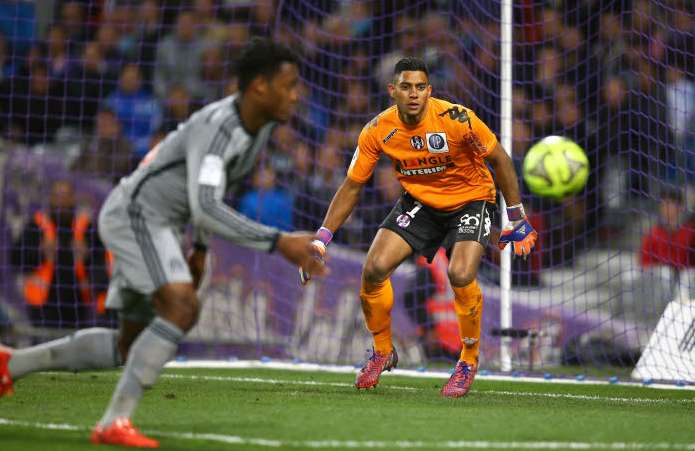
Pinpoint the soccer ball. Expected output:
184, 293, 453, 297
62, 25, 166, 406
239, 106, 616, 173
522, 136, 589, 200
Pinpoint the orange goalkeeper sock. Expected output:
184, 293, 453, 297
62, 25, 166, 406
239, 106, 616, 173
452, 279, 483, 365
359, 277, 394, 354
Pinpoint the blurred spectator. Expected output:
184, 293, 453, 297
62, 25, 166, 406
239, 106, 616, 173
224, 21, 250, 65
66, 41, 118, 131
133, 0, 162, 89
193, 0, 227, 44
630, 59, 672, 186
539, 7, 563, 42
109, 4, 140, 59
95, 23, 125, 74
421, 12, 457, 90
59, 1, 90, 53
667, 1, 695, 76
105, 63, 162, 158
0, 0, 35, 55
542, 196, 589, 266
556, 102, 585, 146
511, 119, 533, 162
592, 11, 629, 83
530, 99, 553, 138
596, 76, 633, 228
71, 108, 134, 183
295, 140, 343, 229
6, 62, 65, 145
199, 45, 226, 104
10, 180, 109, 329
298, 19, 322, 62
267, 124, 297, 181
154, 10, 206, 99
161, 84, 193, 132
238, 165, 293, 231
665, 63, 695, 150
45, 25, 71, 79
249, 0, 274, 37
531, 46, 562, 99
0, 32, 16, 83
640, 187, 695, 269
333, 82, 371, 128
511, 86, 530, 120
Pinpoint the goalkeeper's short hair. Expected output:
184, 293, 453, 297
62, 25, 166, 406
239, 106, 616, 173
393, 57, 429, 79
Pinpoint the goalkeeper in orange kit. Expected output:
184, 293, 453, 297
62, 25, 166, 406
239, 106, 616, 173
300, 57, 536, 398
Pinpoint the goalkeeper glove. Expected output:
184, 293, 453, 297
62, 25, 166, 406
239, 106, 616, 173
497, 204, 537, 258
299, 227, 332, 285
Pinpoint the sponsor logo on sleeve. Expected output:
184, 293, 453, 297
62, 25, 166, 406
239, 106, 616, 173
439, 106, 472, 129
383, 128, 398, 144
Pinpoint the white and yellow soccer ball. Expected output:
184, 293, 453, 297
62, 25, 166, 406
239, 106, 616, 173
522, 135, 589, 200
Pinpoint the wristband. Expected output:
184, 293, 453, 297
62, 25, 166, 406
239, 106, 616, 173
316, 227, 333, 246
506, 204, 525, 221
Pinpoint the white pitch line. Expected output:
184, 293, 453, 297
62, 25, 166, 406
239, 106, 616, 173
165, 359, 695, 391
477, 389, 695, 405
160, 373, 416, 391
157, 373, 694, 405
2, 418, 694, 450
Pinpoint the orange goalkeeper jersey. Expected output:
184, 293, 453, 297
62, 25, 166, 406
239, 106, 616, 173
347, 97, 498, 211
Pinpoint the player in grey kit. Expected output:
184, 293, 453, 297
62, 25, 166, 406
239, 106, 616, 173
0, 38, 326, 448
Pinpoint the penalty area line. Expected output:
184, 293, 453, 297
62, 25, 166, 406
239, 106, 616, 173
1, 418, 694, 450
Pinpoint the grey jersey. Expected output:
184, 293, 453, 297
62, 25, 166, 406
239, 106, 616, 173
115, 95, 279, 252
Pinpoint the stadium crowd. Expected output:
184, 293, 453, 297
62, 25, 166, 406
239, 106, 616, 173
0, 0, 694, 329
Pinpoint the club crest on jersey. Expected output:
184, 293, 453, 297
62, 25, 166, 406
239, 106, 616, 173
410, 135, 424, 150
426, 132, 449, 153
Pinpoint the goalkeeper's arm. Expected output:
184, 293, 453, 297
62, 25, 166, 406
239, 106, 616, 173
485, 143, 537, 257
299, 177, 364, 284
321, 177, 365, 234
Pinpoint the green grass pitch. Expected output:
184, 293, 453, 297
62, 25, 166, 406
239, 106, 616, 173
1, 367, 694, 450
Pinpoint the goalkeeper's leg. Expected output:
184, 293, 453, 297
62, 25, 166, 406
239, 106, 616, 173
441, 240, 485, 398
355, 229, 412, 389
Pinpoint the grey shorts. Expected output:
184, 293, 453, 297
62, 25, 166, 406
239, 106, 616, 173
98, 187, 192, 322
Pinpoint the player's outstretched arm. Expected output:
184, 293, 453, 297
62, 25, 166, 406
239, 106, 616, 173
485, 143, 537, 257
299, 177, 364, 285
278, 232, 328, 279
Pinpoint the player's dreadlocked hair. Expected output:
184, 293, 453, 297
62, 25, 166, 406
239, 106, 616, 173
393, 57, 429, 78
235, 37, 299, 93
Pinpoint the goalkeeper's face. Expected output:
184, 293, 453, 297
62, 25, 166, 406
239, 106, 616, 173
264, 62, 301, 123
389, 71, 431, 123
